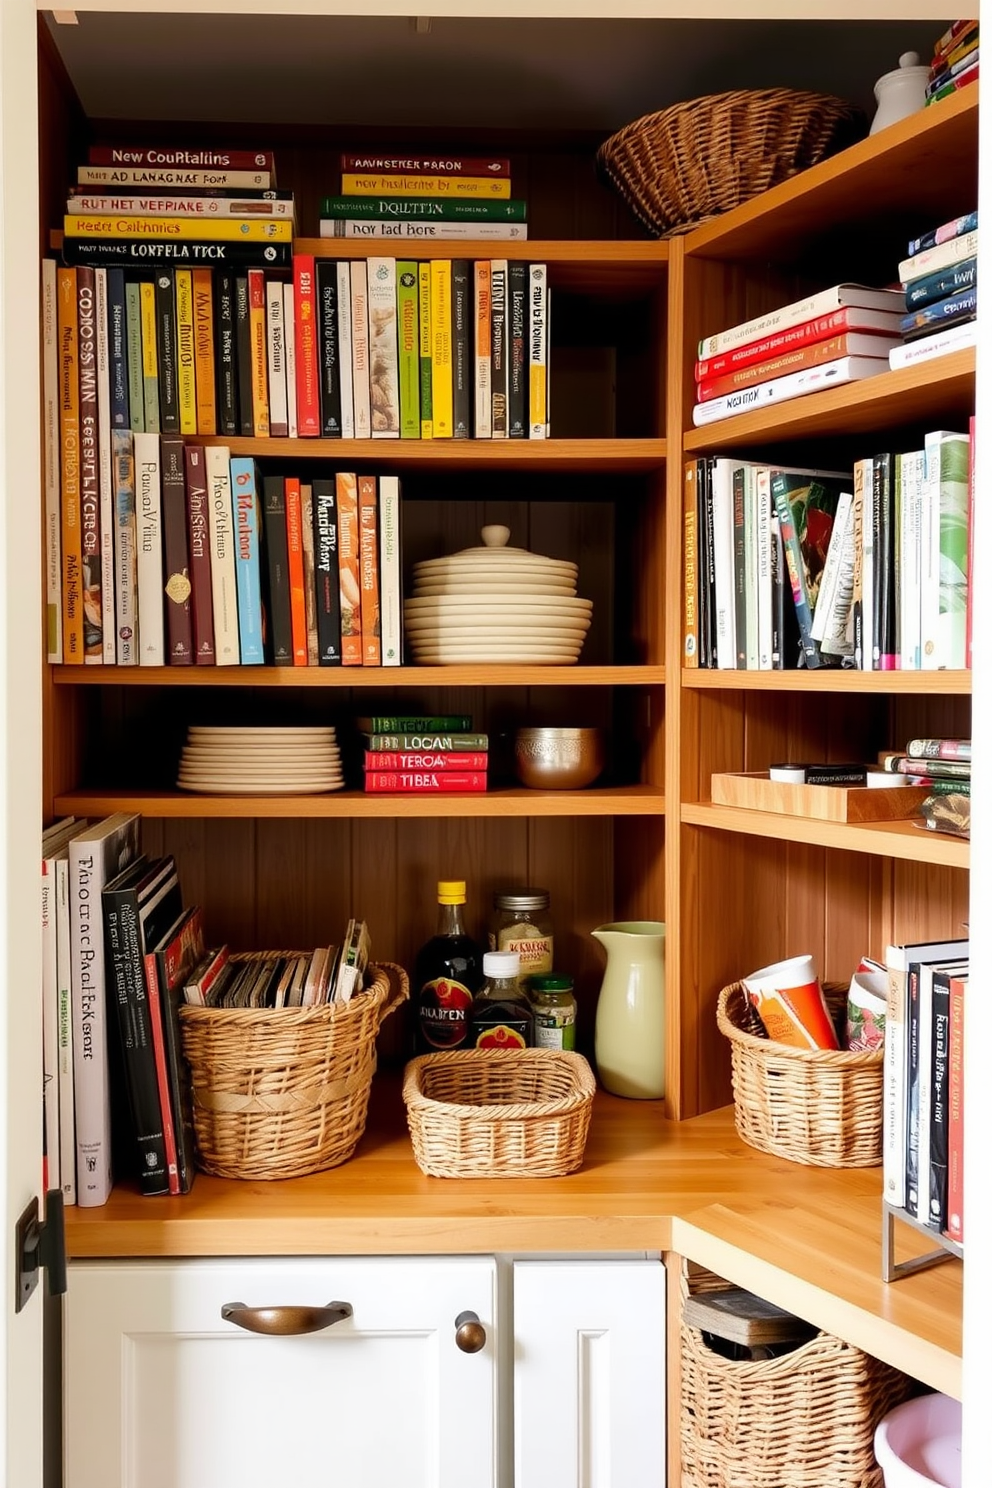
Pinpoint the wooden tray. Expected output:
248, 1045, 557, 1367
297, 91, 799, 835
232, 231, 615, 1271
710, 771, 931, 823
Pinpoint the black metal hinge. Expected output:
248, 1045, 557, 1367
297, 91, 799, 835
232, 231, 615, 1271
15, 1192, 67, 1313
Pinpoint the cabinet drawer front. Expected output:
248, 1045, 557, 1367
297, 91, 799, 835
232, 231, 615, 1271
65, 1257, 497, 1488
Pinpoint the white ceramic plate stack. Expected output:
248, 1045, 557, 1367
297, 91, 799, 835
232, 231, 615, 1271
177, 726, 345, 795
404, 525, 593, 664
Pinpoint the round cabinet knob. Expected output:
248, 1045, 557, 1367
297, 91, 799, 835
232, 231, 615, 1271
454, 1310, 487, 1353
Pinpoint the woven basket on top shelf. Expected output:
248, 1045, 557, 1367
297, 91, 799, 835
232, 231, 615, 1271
717, 979, 883, 1168
179, 959, 408, 1181
596, 88, 867, 237
403, 1047, 596, 1179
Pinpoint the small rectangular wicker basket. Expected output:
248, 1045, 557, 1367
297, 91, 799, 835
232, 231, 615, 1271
403, 1047, 596, 1179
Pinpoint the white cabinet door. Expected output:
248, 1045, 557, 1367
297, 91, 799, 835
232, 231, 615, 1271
64, 1256, 497, 1488
513, 1259, 665, 1488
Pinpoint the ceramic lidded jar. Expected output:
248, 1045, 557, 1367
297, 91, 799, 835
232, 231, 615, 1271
870, 51, 930, 134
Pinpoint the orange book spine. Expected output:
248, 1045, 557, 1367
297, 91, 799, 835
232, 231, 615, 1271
248, 267, 270, 436
191, 267, 217, 434
358, 474, 381, 665
336, 471, 362, 665
57, 267, 84, 662
284, 475, 308, 665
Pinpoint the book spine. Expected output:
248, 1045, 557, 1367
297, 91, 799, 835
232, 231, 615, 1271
906, 737, 972, 761
213, 271, 238, 436
264, 277, 289, 437
321, 193, 525, 219
124, 280, 144, 432
335, 261, 355, 438
873, 452, 896, 669
133, 431, 165, 664
311, 478, 342, 665
418, 262, 433, 438
450, 258, 472, 439
338, 154, 511, 176
61, 238, 292, 269
77, 166, 273, 190
105, 267, 129, 430
903, 256, 977, 309
935, 431, 970, 669
907, 208, 979, 258
141, 950, 181, 1194
183, 443, 215, 664
358, 475, 381, 664
883, 954, 908, 1208
694, 307, 902, 380
341, 172, 511, 198
139, 279, 160, 433
430, 259, 454, 438
396, 262, 421, 439
358, 714, 474, 733
365, 772, 488, 792
770, 472, 822, 670
754, 466, 775, 668
283, 282, 298, 437
234, 274, 253, 436
691, 355, 889, 425
900, 287, 977, 339
966, 414, 976, 669
262, 475, 292, 665
710, 460, 736, 670
191, 268, 216, 434
473, 259, 492, 438
247, 268, 270, 437
336, 472, 363, 664
905, 963, 922, 1216
204, 445, 240, 665
859, 456, 876, 671
898, 228, 980, 284
815, 491, 856, 660
898, 450, 922, 669
94, 267, 117, 663
366, 751, 488, 770
321, 218, 527, 240
77, 266, 103, 663
508, 262, 528, 439
350, 260, 372, 439
914, 965, 935, 1226
310, 258, 339, 437
367, 255, 400, 437
88, 146, 277, 172
174, 268, 197, 434
378, 475, 403, 667
229, 455, 265, 664
65, 213, 291, 242
731, 465, 747, 668
945, 975, 966, 1242
695, 330, 899, 401
300, 484, 320, 665
919, 432, 943, 669
159, 434, 194, 663
55, 857, 76, 1204
697, 286, 903, 358
928, 971, 952, 1232
528, 263, 548, 438
490, 259, 508, 439
153, 269, 179, 432
41, 859, 60, 1193
284, 476, 308, 665
57, 267, 83, 663
111, 430, 138, 665
71, 189, 294, 217
683, 462, 699, 667
363, 732, 489, 750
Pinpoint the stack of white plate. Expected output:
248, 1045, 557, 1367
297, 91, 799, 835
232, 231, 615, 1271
404, 525, 592, 664
177, 726, 345, 795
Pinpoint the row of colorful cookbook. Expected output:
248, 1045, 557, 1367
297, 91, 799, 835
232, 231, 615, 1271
321, 149, 528, 241
361, 716, 489, 794
924, 16, 979, 107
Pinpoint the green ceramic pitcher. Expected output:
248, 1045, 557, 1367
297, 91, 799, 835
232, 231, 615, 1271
591, 921, 666, 1099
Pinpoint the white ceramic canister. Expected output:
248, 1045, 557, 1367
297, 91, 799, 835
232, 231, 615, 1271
870, 52, 930, 135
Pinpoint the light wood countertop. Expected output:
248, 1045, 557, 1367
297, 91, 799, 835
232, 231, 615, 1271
64, 1080, 960, 1396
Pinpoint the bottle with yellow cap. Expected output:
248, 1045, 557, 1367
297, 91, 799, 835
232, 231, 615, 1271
413, 880, 483, 1054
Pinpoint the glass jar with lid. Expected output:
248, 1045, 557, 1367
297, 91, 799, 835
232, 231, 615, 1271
528, 973, 577, 1051
489, 888, 553, 982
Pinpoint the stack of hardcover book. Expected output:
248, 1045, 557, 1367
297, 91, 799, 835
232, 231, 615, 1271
691, 283, 904, 427
925, 17, 979, 106
881, 736, 971, 839
319, 152, 527, 241
890, 209, 978, 368
360, 714, 489, 793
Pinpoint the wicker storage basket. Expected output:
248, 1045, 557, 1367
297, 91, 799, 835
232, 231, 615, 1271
179, 959, 408, 1181
403, 1047, 596, 1178
596, 88, 867, 237
680, 1262, 913, 1488
717, 979, 883, 1168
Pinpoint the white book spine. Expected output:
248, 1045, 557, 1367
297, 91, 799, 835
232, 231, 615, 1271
69, 193, 295, 218
41, 859, 61, 1193
336, 261, 355, 439
350, 260, 372, 439
55, 856, 76, 1205
920, 431, 949, 670
265, 279, 288, 437
691, 355, 890, 426
77, 165, 272, 189
111, 430, 138, 664
94, 268, 116, 662
755, 466, 773, 669
934, 432, 970, 670
528, 262, 548, 439
711, 459, 736, 670
883, 949, 908, 1208
367, 255, 400, 438
888, 320, 977, 369
810, 488, 853, 645
379, 474, 402, 665
42, 259, 63, 663
474, 260, 492, 438
899, 450, 923, 669
819, 494, 857, 658
898, 228, 980, 285
132, 431, 165, 665
204, 444, 240, 664
742, 464, 759, 668
283, 283, 298, 438
859, 457, 875, 672
320, 218, 527, 240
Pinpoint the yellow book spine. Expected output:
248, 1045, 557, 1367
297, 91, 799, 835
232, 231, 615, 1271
341, 173, 510, 200
57, 267, 84, 663
248, 268, 270, 437
63, 214, 292, 241
191, 267, 217, 435
430, 260, 453, 439
139, 279, 160, 433
418, 262, 433, 440
175, 268, 197, 434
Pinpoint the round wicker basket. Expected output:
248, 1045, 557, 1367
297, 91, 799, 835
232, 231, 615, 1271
717, 979, 883, 1168
179, 959, 408, 1181
596, 88, 867, 237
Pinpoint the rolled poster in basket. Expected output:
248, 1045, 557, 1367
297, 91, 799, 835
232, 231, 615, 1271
742, 954, 839, 1051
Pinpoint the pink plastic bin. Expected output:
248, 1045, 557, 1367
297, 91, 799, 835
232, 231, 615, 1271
874, 1394, 962, 1488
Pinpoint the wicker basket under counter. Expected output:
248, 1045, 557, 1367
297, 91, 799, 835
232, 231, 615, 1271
717, 979, 883, 1168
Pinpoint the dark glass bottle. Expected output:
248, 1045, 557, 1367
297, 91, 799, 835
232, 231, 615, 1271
469, 950, 534, 1049
413, 880, 483, 1053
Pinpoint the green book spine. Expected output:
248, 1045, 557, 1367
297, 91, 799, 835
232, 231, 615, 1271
124, 282, 145, 432
364, 732, 488, 751
321, 195, 527, 222
418, 261, 432, 439
396, 261, 421, 439
357, 714, 472, 733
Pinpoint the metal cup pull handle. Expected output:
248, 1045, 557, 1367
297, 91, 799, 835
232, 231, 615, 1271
454, 1309, 487, 1353
221, 1300, 353, 1336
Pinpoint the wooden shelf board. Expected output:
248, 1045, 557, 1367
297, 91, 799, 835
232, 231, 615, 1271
681, 801, 969, 868
171, 436, 666, 469
681, 669, 971, 695
682, 350, 975, 452
54, 784, 666, 819
52, 664, 666, 688
684, 88, 978, 263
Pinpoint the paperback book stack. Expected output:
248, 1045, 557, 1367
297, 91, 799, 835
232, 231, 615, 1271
890, 208, 978, 369
320, 151, 527, 241
880, 736, 971, 839
924, 17, 979, 107
360, 713, 489, 794
691, 283, 904, 426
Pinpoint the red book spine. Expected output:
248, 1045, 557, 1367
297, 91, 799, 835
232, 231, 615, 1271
340, 153, 511, 176
694, 308, 896, 381
143, 950, 181, 1196
966, 414, 975, 669
365, 751, 489, 770
88, 145, 276, 172
365, 771, 488, 792
284, 475, 308, 665
184, 444, 215, 664
945, 974, 966, 1243
293, 254, 321, 437
696, 333, 886, 402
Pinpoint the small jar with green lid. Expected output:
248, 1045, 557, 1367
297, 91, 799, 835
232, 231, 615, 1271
528, 973, 577, 1051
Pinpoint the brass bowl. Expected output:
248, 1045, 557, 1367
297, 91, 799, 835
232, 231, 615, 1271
514, 727, 605, 790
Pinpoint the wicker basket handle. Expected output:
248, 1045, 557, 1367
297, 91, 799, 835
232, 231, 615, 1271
373, 960, 410, 1027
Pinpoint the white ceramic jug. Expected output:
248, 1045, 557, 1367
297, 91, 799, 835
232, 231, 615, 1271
592, 921, 666, 1099
870, 52, 930, 134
